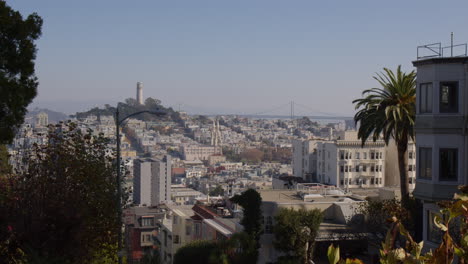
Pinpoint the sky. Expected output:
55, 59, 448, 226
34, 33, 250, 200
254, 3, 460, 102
8, 0, 468, 116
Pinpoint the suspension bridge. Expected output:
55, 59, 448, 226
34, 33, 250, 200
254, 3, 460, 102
175, 101, 353, 120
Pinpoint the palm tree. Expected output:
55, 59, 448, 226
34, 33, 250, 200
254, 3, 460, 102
353, 65, 416, 199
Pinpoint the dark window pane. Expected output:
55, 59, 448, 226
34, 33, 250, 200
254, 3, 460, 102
439, 82, 458, 113
440, 148, 457, 181
418, 147, 432, 179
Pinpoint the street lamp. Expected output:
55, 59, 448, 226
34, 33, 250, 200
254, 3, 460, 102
115, 108, 166, 264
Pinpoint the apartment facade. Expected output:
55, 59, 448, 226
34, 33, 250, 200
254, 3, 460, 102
293, 131, 416, 190
123, 206, 165, 263
292, 139, 317, 181
133, 156, 172, 206
316, 137, 387, 189
179, 144, 222, 161
412, 56, 468, 246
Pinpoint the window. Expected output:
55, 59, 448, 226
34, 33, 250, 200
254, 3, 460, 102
370, 178, 374, 185
340, 166, 344, 173
141, 217, 154, 227
340, 151, 345, 160
340, 180, 344, 185
362, 165, 367, 172
439, 148, 458, 181
420, 83, 433, 113
427, 211, 443, 243
370, 152, 375, 159
356, 152, 360, 159
355, 166, 360, 172
419, 148, 432, 179
265, 216, 273, 234
409, 151, 414, 159
363, 152, 367, 159
370, 166, 375, 172
174, 235, 180, 244
345, 166, 349, 172
439, 82, 458, 113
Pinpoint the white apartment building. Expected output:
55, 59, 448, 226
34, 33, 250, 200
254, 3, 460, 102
293, 131, 416, 190
292, 139, 317, 181
412, 53, 468, 247
317, 132, 387, 189
133, 155, 172, 206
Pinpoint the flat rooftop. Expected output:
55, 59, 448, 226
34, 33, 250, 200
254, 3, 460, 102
258, 190, 364, 204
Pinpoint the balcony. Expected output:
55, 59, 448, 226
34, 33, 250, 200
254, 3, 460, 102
412, 180, 459, 201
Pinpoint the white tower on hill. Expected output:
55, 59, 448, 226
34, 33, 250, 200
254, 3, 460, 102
136, 82, 143, 105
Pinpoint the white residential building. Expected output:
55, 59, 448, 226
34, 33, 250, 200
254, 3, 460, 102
292, 131, 416, 191
316, 131, 387, 189
133, 156, 172, 206
292, 139, 317, 181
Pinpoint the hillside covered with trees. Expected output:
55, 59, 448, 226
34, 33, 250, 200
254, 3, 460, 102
73, 97, 183, 124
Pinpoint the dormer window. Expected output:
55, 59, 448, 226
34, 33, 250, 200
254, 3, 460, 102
439, 82, 458, 113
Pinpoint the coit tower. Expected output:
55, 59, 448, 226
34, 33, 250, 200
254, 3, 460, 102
136, 82, 143, 105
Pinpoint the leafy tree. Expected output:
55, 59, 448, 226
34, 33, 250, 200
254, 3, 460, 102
144, 97, 161, 108
0, 123, 126, 263
274, 207, 323, 264
0, 144, 11, 175
124, 98, 138, 106
0, 1, 43, 144
230, 189, 262, 263
353, 66, 416, 199
140, 249, 161, 264
174, 240, 228, 264
209, 185, 225, 196
230, 189, 263, 242
173, 233, 257, 264
240, 149, 263, 164
355, 198, 413, 242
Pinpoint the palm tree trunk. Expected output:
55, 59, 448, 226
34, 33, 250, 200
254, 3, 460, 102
397, 141, 410, 200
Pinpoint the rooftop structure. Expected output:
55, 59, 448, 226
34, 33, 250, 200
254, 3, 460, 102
412, 40, 468, 247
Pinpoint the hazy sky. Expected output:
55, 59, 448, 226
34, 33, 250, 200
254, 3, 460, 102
9, 0, 468, 115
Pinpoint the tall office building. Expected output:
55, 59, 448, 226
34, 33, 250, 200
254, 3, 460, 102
133, 155, 172, 206
412, 51, 468, 246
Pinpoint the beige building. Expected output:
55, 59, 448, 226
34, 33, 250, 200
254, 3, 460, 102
179, 144, 221, 161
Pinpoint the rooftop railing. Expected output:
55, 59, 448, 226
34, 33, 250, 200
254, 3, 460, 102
417, 40, 467, 60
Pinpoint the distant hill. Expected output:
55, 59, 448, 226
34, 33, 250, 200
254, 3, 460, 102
27, 107, 70, 123
72, 97, 183, 124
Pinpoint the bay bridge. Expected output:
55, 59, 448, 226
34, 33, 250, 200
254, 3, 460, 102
175, 101, 353, 120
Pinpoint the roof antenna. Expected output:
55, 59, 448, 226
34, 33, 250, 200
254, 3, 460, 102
451, 32, 453, 57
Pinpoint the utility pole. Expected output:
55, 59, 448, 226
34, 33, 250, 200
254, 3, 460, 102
115, 109, 122, 264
